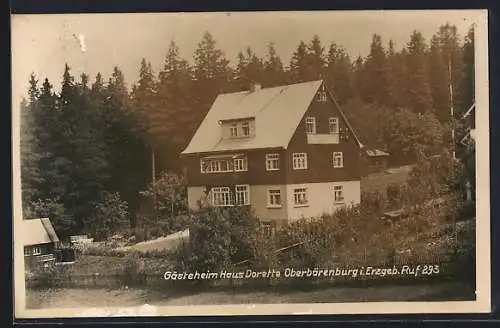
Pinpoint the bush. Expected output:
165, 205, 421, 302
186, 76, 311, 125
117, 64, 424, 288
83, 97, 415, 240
138, 172, 188, 224
168, 205, 260, 275
84, 191, 130, 241
360, 190, 387, 217
386, 182, 407, 210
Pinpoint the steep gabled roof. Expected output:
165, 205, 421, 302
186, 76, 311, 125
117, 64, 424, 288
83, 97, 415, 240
23, 218, 60, 246
181, 80, 362, 155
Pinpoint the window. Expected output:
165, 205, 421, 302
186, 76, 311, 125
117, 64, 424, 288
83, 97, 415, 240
332, 152, 344, 168
329, 117, 339, 134
293, 188, 308, 206
235, 185, 250, 205
317, 91, 328, 102
200, 158, 232, 173
24, 247, 30, 257
292, 153, 308, 170
267, 189, 282, 207
210, 187, 233, 206
333, 185, 345, 203
234, 157, 248, 172
230, 124, 238, 137
266, 153, 280, 171
32, 247, 42, 256
305, 117, 316, 134
261, 221, 276, 237
242, 121, 250, 136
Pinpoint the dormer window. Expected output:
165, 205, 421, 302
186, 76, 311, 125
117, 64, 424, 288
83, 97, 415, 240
225, 119, 254, 139
230, 124, 238, 137
242, 121, 250, 136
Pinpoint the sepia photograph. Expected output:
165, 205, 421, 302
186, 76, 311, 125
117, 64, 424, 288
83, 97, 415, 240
12, 10, 490, 317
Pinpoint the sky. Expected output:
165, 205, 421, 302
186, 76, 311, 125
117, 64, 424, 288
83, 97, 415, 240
11, 10, 483, 107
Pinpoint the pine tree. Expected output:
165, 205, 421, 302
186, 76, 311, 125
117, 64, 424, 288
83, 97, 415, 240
306, 35, 326, 80
460, 26, 475, 117
156, 41, 194, 169
131, 58, 158, 143
97, 68, 150, 220
263, 42, 286, 87
289, 40, 309, 83
386, 40, 410, 110
20, 74, 43, 206
325, 42, 354, 105
353, 55, 365, 99
192, 31, 232, 130
361, 34, 391, 107
406, 31, 433, 114
429, 34, 450, 123
235, 46, 266, 90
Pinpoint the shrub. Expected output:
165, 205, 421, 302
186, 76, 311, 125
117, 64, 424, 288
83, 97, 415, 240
168, 205, 260, 275
84, 191, 130, 241
138, 172, 188, 225
386, 182, 407, 210
360, 190, 387, 217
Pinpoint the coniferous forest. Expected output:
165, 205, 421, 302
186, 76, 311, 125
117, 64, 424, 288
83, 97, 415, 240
20, 23, 475, 241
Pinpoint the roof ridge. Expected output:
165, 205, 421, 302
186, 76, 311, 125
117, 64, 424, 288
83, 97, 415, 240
217, 79, 323, 97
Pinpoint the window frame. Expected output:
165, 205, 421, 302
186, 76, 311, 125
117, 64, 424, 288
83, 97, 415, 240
32, 247, 42, 256
267, 189, 282, 208
200, 158, 233, 174
305, 116, 316, 134
333, 185, 345, 204
292, 152, 308, 170
210, 186, 233, 207
229, 123, 238, 137
235, 184, 250, 206
260, 221, 276, 238
293, 187, 309, 207
317, 91, 328, 102
233, 157, 248, 172
329, 117, 339, 134
332, 151, 344, 168
241, 121, 250, 136
265, 153, 280, 171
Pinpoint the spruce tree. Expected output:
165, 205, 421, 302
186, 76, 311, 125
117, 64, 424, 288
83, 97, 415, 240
361, 34, 391, 107
192, 31, 232, 129
20, 74, 42, 206
406, 31, 433, 114
263, 42, 286, 87
289, 40, 309, 83
235, 46, 266, 90
429, 34, 450, 123
325, 42, 355, 105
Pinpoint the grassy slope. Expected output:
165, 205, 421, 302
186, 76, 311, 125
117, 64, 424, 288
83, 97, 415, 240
361, 165, 412, 192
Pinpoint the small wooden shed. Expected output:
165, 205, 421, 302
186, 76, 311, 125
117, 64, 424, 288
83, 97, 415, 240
23, 218, 60, 271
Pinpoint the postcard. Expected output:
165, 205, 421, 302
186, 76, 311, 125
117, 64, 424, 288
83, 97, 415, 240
12, 9, 490, 318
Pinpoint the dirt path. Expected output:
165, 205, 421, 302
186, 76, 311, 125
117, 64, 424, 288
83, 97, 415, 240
26, 281, 474, 309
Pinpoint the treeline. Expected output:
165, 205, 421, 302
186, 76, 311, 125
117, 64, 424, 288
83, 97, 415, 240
20, 23, 475, 240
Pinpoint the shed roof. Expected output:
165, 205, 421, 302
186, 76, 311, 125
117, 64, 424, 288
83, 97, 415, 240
23, 218, 60, 246
365, 149, 390, 157
182, 80, 362, 154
